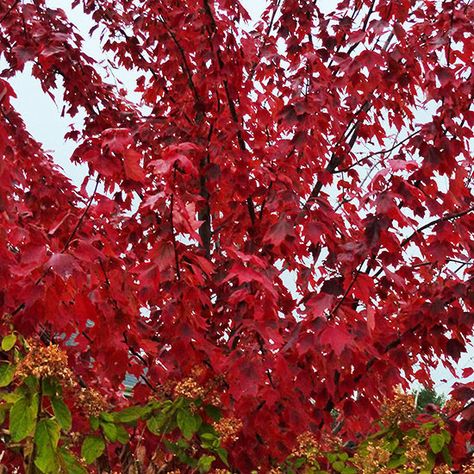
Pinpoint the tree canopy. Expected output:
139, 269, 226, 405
0, 0, 473, 472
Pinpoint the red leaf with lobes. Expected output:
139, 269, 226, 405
101, 128, 133, 152
45, 254, 76, 278
307, 222, 323, 244
319, 324, 353, 356
264, 218, 294, 246
353, 273, 373, 303
123, 149, 145, 182
446, 339, 466, 362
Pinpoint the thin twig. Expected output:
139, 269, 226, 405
401, 206, 474, 247
63, 177, 99, 251
328, 262, 364, 319
448, 400, 474, 420
335, 129, 420, 174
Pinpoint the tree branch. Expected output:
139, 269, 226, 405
202, 0, 256, 225
401, 205, 474, 247
63, 178, 99, 251
335, 129, 420, 174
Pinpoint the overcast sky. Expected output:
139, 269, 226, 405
2, 0, 472, 395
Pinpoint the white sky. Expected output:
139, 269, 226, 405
1, 0, 472, 395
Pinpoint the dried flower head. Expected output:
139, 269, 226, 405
462, 457, 474, 474
381, 392, 416, 426
403, 438, 428, 471
291, 432, 320, 465
173, 377, 206, 399
76, 387, 107, 417
16, 342, 77, 388
442, 398, 463, 416
212, 416, 243, 443
352, 441, 391, 474
190, 364, 206, 379
433, 464, 452, 474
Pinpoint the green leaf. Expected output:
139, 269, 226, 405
42, 378, 60, 398
214, 447, 229, 466
115, 424, 130, 444
99, 412, 114, 422
59, 448, 88, 474
177, 409, 202, 440
24, 375, 39, 392
2, 389, 23, 404
176, 438, 190, 449
52, 397, 72, 431
101, 421, 117, 442
387, 455, 407, 469
425, 451, 436, 471
1, 334, 16, 351
385, 438, 400, 453
81, 435, 105, 464
146, 414, 166, 435
9, 395, 38, 442
197, 455, 215, 473
332, 460, 345, 472
0, 363, 15, 387
204, 405, 221, 422
421, 422, 436, 431
339, 452, 349, 461
441, 429, 451, 444
0, 407, 6, 425
441, 445, 453, 466
293, 457, 306, 468
115, 405, 150, 423
89, 416, 99, 431
341, 468, 357, 474
429, 433, 445, 454
34, 419, 60, 473
200, 431, 219, 449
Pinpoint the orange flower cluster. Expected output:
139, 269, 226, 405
381, 392, 416, 426
402, 438, 429, 471
76, 387, 108, 417
212, 416, 243, 443
352, 441, 391, 474
433, 464, 453, 474
172, 365, 222, 406
173, 377, 206, 399
15, 342, 76, 388
292, 431, 320, 465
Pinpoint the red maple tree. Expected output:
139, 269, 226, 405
0, 0, 473, 471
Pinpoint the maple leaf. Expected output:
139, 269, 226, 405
45, 254, 77, 278
101, 128, 133, 153
1, 0, 473, 470
123, 149, 145, 182
319, 324, 354, 357
264, 218, 294, 247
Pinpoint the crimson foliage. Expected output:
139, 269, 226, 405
0, 0, 473, 471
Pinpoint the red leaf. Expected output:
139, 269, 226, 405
45, 253, 76, 278
123, 149, 145, 182
367, 306, 375, 334
264, 218, 294, 246
319, 324, 353, 356
462, 368, 474, 379
101, 128, 133, 153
